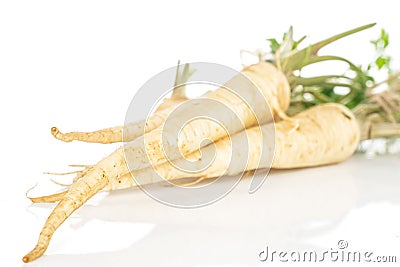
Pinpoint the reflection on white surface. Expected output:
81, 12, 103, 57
2, 154, 399, 267
47, 219, 155, 255
307, 202, 400, 253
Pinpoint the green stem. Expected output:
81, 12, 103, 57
172, 61, 195, 98
283, 23, 376, 71
289, 75, 350, 86
307, 91, 334, 103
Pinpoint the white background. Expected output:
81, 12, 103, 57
1, 1, 399, 266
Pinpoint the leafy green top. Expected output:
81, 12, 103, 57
262, 24, 399, 126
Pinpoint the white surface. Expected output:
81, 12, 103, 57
1, 0, 400, 266
2, 154, 400, 266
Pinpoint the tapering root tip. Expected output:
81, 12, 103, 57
51, 127, 72, 142
22, 245, 46, 263
29, 191, 68, 203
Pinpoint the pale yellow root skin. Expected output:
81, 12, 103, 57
51, 97, 188, 144
272, 103, 360, 168
125, 62, 290, 170
109, 103, 360, 190
22, 148, 128, 263
29, 191, 68, 203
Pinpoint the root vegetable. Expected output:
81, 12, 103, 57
51, 98, 186, 144
22, 103, 360, 262
109, 103, 361, 189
